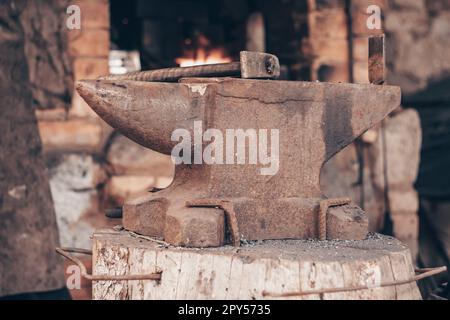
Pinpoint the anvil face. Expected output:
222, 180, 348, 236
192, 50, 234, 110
77, 78, 400, 247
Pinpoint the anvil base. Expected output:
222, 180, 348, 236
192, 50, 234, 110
123, 192, 368, 247
122, 163, 369, 247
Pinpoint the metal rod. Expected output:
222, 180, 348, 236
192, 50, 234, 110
56, 247, 162, 281
99, 62, 241, 82
263, 266, 447, 297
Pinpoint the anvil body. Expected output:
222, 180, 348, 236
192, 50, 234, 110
78, 78, 400, 247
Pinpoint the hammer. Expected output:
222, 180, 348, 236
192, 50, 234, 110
99, 51, 280, 82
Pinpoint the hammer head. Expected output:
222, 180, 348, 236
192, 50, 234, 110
240, 51, 280, 79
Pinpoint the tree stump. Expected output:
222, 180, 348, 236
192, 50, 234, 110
92, 229, 421, 300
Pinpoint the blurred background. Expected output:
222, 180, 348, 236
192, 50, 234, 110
1, 0, 449, 299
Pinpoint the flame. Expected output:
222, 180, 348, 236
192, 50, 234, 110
176, 32, 232, 67
176, 48, 232, 67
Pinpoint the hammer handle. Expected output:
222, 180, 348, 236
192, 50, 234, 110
100, 62, 241, 82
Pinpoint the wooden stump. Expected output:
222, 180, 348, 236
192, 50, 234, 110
92, 229, 421, 300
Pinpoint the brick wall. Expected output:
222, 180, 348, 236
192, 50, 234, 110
36, 0, 173, 249
307, 0, 350, 82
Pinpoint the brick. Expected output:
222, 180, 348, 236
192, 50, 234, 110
107, 134, 175, 176
75, 0, 110, 29
384, 10, 429, 36
309, 10, 348, 40
35, 108, 67, 121
312, 60, 350, 82
107, 175, 156, 205
68, 29, 109, 57
352, 0, 386, 10
352, 36, 368, 62
385, 109, 421, 187
353, 61, 369, 83
69, 91, 99, 118
308, 0, 345, 11
351, 0, 386, 36
390, 211, 418, 256
311, 38, 349, 63
73, 57, 109, 81
38, 119, 105, 153
388, 190, 419, 213
389, 0, 425, 11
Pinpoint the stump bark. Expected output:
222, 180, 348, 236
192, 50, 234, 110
92, 229, 421, 300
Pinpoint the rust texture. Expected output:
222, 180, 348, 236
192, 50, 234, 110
56, 247, 162, 281
186, 199, 241, 247
318, 197, 351, 241
77, 75, 400, 247
369, 34, 385, 85
100, 51, 280, 82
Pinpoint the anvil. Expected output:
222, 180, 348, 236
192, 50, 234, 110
77, 77, 400, 247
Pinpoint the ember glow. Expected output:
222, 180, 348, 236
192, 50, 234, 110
176, 33, 232, 67
176, 47, 232, 67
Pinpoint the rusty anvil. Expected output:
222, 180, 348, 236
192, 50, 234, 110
77, 51, 400, 247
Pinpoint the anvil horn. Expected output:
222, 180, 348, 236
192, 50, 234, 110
76, 80, 202, 155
